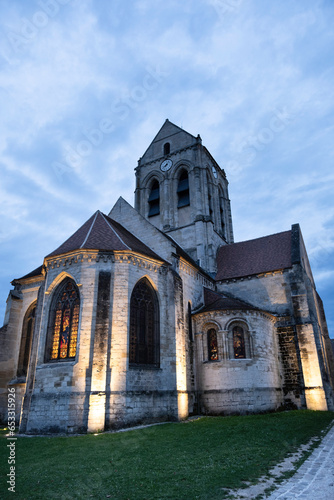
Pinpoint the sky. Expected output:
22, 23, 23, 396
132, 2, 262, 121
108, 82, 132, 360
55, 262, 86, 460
0, 0, 333, 336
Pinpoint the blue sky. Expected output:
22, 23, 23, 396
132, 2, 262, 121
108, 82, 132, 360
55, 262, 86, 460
0, 0, 333, 336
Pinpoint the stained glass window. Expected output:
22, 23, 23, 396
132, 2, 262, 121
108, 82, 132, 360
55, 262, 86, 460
208, 328, 218, 361
233, 326, 246, 359
129, 279, 159, 366
49, 280, 80, 361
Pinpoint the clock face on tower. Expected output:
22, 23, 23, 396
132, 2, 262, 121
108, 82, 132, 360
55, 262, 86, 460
160, 159, 173, 172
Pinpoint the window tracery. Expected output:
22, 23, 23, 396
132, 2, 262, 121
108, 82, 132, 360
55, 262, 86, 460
227, 321, 252, 359
129, 279, 159, 366
47, 279, 80, 361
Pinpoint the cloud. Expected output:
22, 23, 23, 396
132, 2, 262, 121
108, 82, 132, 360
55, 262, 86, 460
0, 0, 333, 334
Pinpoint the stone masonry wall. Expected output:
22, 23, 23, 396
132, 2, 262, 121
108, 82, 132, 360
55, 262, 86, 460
23, 253, 101, 433
276, 326, 304, 408
194, 310, 283, 415
0, 277, 42, 424
105, 255, 179, 429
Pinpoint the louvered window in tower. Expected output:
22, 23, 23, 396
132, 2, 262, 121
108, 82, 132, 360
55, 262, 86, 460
177, 170, 190, 208
219, 187, 226, 236
148, 180, 160, 216
129, 279, 159, 366
207, 174, 213, 218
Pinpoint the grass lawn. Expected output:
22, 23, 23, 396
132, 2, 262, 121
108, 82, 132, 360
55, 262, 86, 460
1, 410, 333, 499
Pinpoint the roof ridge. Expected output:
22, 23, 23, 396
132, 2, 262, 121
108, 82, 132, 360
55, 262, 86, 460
228, 229, 291, 247
80, 211, 99, 249
100, 212, 131, 250
205, 287, 259, 310
204, 287, 225, 298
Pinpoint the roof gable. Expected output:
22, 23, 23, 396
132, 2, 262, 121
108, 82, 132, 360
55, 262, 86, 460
14, 265, 44, 282
216, 230, 292, 281
140, 119, 198, 163
196, 287, 258, 313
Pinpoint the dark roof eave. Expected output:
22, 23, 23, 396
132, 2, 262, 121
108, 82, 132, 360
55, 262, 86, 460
44, 248, 169, 266
194, 302, 276, 317
12, 265, 44, 283
215, 266, 292, 282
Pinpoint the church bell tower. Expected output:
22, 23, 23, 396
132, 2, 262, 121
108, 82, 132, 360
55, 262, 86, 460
134, 119, 234, 274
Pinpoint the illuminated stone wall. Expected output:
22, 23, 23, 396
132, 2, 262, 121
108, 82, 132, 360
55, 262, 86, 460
21, 253, 100, 433
0, 275, 42, 423
216, 261, 334, 411
103, 253, 180, 430
133, 120, 233, 274
17, 244, 199, 433
193, 309, 283, 414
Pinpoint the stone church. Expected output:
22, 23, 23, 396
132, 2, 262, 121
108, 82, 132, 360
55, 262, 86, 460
1, 119, 334, 434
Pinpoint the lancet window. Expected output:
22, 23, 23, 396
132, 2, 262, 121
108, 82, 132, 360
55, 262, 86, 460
148, 180, 160, 216
129, 279, 160, 366
17, 303, 36, 377
207, 328, 218, 361
177, 169, 190, 208
47, 279, 80, 361
233, 326, 246, 359
163, 142, 170, 155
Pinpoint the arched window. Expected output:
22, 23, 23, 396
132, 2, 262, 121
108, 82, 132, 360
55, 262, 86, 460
177, 169, 190, 208
46, 279, 80, 361
219, 187, 225, 236
207, 328, 218, 361
207, 173, 213, 218
129, 279, 160, 366
17, 303, 36, 377
148, 180, 160, 216
233, 326, 246, 358
163, 142, 170, 155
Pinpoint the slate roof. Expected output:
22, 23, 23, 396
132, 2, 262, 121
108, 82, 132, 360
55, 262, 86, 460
17, 265, 44, 280
195, 288, 258, 314
46, 211, 165, 261
216, 230, 292, 281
